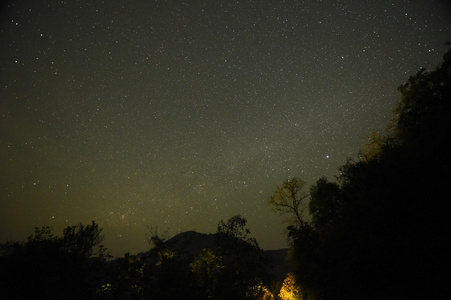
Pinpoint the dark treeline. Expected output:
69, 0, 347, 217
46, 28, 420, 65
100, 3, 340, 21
0, 216, 274, 299
2, 46, 450, 299
269, 44, 451, 299
0, 222, 110, 299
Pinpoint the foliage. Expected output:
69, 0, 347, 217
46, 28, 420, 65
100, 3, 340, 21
93, 215, 275, 299
216, 215, 273, 299
217, 214, 259, 248
0, 217, 278, 299
28, 225, 56, 242
268, 177, 309, 227
191, 248, 224, 298
136, 230, 195, 299
146, 231, 178, 266
99, 253, 148, 299
270, 45, 451, 299
279, 273, 302, 300
247, 280, 275, 300
308, 177, 342, 231
0, 221, 110, 299
359, 131, 386, 161
62, 221, 109, 259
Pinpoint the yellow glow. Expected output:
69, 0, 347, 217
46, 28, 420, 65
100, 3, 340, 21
279, 273, 302, 300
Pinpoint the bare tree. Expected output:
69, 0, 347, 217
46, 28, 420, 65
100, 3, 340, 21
268, 177, 309, 227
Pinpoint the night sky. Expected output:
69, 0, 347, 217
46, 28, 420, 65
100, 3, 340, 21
1, 0, 450, 256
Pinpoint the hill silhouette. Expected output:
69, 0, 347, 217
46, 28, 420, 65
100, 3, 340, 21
139, 230, 291, 282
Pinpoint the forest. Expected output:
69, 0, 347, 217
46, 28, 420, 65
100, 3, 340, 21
1, 46, 450, 299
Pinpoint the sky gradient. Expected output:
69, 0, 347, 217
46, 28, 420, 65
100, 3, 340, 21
1, 0, 450, 256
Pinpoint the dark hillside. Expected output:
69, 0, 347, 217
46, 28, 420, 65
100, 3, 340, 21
139, 230, 291, 282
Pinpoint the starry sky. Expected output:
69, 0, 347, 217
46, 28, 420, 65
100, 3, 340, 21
1, 0, 450, 256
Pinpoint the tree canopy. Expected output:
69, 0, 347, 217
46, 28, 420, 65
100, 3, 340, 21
0, 216, 278, 299
0, 221, 109, 299
270, 44, 451, 299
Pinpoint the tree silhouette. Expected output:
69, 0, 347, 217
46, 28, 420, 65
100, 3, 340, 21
62, 221, 109, 259
268, 177, 309, 228
273, 44, 451, 299
0, 221, 109, 299
190, 248, 225, 299
308, 177, 342, 231
215, 215, 273, 300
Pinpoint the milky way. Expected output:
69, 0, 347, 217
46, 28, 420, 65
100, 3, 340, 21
1, 0, 450, 256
